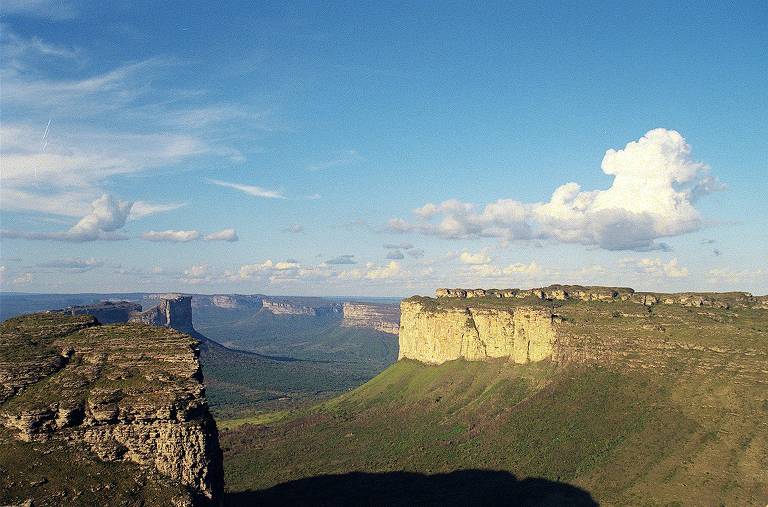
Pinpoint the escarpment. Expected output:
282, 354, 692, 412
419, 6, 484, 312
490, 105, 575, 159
341, 302, 400, 335
400, 287, 768, 383
262, 298, 342, 316
435, 285, 762, 309
0, 313, 223, 505
130, 294, 195, 333
56, 301, 143, 324
399, 301, 556, 364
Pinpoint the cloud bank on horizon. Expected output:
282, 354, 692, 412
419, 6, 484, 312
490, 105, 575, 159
388, 129, 722, 251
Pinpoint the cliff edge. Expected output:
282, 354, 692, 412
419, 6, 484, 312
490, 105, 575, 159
399, 286, 768, 383
0, 313, 224, 506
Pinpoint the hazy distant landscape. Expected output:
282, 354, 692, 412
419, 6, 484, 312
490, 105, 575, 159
2, 1, 766, 505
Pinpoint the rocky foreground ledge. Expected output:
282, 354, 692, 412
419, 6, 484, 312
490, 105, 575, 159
0, 313, 223, 506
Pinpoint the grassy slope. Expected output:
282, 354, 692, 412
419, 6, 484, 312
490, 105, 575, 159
222, 357, 768, 506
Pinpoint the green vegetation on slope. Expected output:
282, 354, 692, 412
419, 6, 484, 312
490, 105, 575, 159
199, 339, 390, 420
222, 357, 768, 506
195, 308, 398, 364
0, 427, 185, 507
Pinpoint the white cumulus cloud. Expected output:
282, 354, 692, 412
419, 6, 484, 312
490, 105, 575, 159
142, 230, 200, 242
389, 129, 721, 251
1, 194, 132, 241
203, 228, 239, 242
459, 250, 492, 265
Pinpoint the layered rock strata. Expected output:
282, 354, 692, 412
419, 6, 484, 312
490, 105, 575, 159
399, 300, 556, 364
435, 285, 761, 309
262, 299, 342, 316
341, 302, 400, 335
0, 313, 223, 505
400, 287, 768, 385
130, 294, 195, 333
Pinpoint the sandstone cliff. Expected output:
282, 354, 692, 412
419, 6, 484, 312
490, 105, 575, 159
341, 302, 400, 335
0, 313, 223, 505
130, 294, 195, 333
191, 294, 264, 310
400, 287, 768, 384
399, 300, 556, 364
436, 285, 760, 309
262, 298, 342, 316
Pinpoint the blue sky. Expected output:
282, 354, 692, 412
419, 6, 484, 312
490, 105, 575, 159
1, 1, 766, 296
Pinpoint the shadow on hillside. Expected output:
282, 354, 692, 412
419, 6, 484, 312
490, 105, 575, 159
225, 469, 598, 506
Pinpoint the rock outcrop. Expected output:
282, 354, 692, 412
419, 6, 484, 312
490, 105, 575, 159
399, 300, 556, 364
130, 294, 195, 333
341, 302, 400, 335
191, 294, 264, 310
0, 313, 223, 505
262, 298, 342, 316
401, 286, 768, 381
55, 301, 143, 324
435, 285, 760, 309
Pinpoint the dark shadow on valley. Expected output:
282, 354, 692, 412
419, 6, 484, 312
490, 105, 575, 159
226, 469, 598, 506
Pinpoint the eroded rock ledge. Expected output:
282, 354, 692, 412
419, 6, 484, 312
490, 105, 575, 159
341, 302, 400, 335
400, 286, 768, 380
0, 313, 223, 505
435, 285, 767, 309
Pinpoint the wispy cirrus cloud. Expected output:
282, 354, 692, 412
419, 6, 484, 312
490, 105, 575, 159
206, 178, 285, 199
129, 201, 187, 220
1, 0, 77, 20
0, 28, 248, 220
307, 149, 363, 171
36, 257, 104, 273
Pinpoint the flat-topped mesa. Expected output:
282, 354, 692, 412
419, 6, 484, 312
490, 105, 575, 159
401, 288, 768, 382
435, 285, 761, 309
262, 298, 342, 316
129, 294, 194, 333
55, 300, 142, 324
399, 300, 557, 364
341, 302, 400, 335
0, 313, 224, 505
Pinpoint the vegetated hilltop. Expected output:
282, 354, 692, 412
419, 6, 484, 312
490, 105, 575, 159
0, 313, 223, 506
223, 285, 768, 506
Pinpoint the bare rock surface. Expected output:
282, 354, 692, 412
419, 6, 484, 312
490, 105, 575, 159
129, 294, 195, 333
341, 302, 399, 335
402, 286, 768, 385
0, 313, 223, 505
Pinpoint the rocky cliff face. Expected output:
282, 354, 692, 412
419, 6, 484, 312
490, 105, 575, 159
341, 302, 400, 335
130, 294, 195, 333
57, 301, 143, 324
399, 300, 556, 364
191, 294, 264, 310
262, 298, 342, 316
400, 286, 768, 381
0, 313, 223, 505
436, 285, 760, 309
